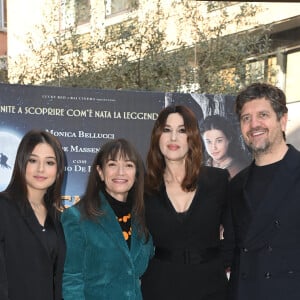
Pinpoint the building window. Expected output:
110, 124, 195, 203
105, 0, 137, 17
286, 50, 300, 103
76, 0, 90, 25
60, 0, 90, 28
0, 0, 7, 29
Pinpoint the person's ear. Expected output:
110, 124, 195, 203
96, 165, 104, 181
280, 112, 288, 133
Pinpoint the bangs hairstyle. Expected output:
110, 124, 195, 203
80, 138, 148, 238
3, 130, 65, 216
95, 139, 144, 197
97, 139, 140, 171
146, 105, 203, 193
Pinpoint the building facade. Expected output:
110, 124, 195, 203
5, 1, 300, 103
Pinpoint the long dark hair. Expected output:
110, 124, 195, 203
146, 105, 203, 193
1, 130, 65, 217
80, 138, 149, 239
200, 114, 247, 162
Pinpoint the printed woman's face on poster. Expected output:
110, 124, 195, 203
202, 129, 230, 163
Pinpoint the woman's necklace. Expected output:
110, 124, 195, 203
29, 201, 45, 210
29, 200, 47, 229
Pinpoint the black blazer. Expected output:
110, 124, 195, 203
226, 145, 300, 300
142, 166, 230, 300
0, 195, 66, 300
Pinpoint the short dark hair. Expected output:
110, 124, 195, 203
235, 82, 288, 121
235, 82, 288, 140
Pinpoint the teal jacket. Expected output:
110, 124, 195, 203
61, 194, 153, 300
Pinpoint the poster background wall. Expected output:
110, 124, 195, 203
0, 84, 164, 205
1, 83, 298, 206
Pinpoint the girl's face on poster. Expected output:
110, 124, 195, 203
97, 155, 136, 202
25, 143, 58, 197
159, 112, 189, 163
203, 129, 230, 162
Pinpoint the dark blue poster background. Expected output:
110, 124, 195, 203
0, 83, 251, 206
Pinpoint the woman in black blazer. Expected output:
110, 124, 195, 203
0, 130, 66, 300
141, 105, 230, 300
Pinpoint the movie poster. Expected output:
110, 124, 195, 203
7, 84, 297, 205
164, 92, 252, 179
0, 83, 164, 205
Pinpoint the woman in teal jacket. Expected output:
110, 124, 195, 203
62, 139, 153, 300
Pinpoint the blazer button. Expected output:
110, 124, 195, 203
265, 272, 272, 279
242, 247, 248, 253
267, 245, 273, 252
274, 220, 280, 228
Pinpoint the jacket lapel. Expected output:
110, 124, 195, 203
97, 194, 135, 262
244, 145, 300, 248
229, 167, 253, 243
130, 222, 143, 261
22, 206, 51, 260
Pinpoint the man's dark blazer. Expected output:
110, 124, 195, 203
0, 195, 66, 300
226, 145, 300, 300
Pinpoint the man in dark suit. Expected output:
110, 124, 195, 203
225, 82, 300, 300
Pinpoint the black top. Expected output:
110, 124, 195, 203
30, 210, 59, 265
246, 160, 281, 211
141, 166, 229, 300
0, 195, 66, 300
105, 191, 132, 248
